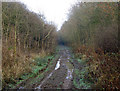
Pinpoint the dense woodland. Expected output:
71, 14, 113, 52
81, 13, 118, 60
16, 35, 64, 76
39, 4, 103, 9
59, 2, 120, 89
2, 2, 57, 87
60, 2, 119, 52
1, 2, 120, 89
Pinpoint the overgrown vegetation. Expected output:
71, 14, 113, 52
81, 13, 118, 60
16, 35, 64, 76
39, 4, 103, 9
74, 46, 120, 89
2, 2, 57, 88
59, 2, 120, 89
4, 55, 54, 89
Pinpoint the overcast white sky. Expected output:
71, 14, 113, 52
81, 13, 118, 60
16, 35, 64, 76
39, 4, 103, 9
19, 0, 78, 31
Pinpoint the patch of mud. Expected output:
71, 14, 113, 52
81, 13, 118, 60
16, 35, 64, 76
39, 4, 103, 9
35, 59, 61, 89
40, 63, 67, 89
16, 55, 60, 89
35, 47, 74, 89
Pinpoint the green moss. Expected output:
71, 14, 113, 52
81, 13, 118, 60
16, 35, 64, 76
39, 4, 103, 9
45, 67, 49, 72
77, 59, 82, 63
74, 69, 79, 75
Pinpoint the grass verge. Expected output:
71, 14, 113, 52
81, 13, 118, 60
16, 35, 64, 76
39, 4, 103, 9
3, 54, 55, 89
72, 58, 93, 89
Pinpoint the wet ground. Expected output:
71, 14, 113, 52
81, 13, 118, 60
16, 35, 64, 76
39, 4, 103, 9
35, 47, 74, 89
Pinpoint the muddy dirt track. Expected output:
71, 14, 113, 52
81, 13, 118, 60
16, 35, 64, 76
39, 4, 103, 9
35, 47, 74, 89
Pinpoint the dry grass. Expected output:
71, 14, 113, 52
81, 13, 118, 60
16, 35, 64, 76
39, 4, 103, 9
2, 44, 53, 88
31, 50, 47, 59
2, 46, 32, 88
39, 50, 47, 58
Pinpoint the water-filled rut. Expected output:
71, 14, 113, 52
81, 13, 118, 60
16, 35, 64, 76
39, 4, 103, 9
35, 48, 74, 89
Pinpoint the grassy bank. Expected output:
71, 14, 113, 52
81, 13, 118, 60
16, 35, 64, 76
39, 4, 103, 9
3, 53, 55, 89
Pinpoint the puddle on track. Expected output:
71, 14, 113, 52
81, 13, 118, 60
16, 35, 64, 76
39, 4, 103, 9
66, 69, 73, 79
35, 49, 74, 89
55, 60, 60, 70
35, 58, 61, 89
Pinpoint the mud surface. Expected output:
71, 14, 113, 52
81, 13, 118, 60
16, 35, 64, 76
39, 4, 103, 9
35, 47, 74, 89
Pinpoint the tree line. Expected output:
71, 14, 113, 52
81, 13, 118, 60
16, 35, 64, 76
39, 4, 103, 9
2, 2, 57, 87
59, 2, 119, 53
2, 2, 57, 54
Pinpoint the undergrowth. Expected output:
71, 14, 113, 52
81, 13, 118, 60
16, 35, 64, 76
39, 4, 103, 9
73, 45, 120, 89
2, 45, 54, 89
73, 58, 93, 89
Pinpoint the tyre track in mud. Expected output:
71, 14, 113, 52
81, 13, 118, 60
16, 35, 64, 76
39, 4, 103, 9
35, 47, 74, 89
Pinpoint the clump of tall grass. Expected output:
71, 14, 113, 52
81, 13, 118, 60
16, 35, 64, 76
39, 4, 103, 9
39, 50, 47, 58
2, 46, 32, 88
